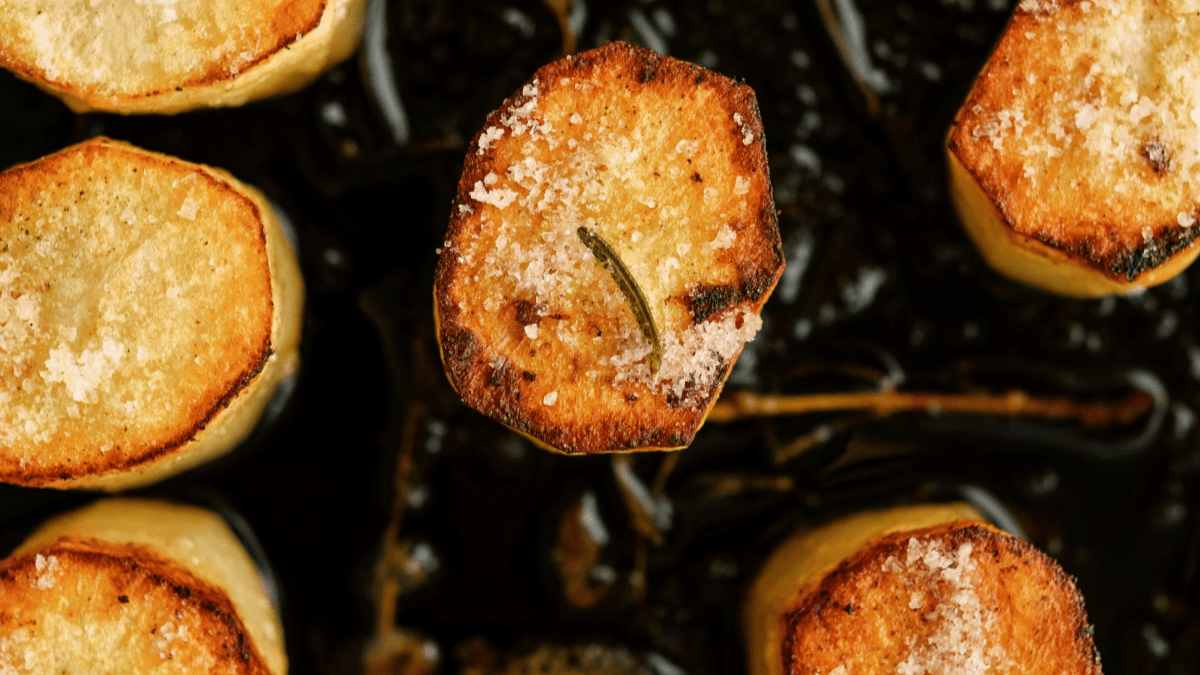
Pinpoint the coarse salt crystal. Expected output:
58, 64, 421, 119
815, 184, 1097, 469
33, 554, 59, 589
478, 126, 505, 153
177, 197, 199, 220
674, 139, 699, 155
525, 324, 539, 339
710, 225, 737, 250
543, 391, 558, 405
469, 181, 518, 209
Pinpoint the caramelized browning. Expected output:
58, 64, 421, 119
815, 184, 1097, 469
1, 499, 285, 674
948, 0, 1200, 292
0, 138, 302, 489
782, 521, 1101, 675
435, 42, 783, 454
0, 0, 365, 113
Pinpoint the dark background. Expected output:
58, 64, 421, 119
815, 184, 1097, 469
1, 1, 1197, 673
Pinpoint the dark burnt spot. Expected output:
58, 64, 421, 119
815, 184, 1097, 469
522, 371, 536, 382
1108, 223, 1200, 281
638, 62, 658, 83
173, 585, 191, 598
1140, 139, 1172, 174
695, 74, 705, 85
490, 367, 503, 387
682, 284, 741, 322
118, 594, 130, 603
692, 172, 703, 182
513, 299, 540, 325
843, 603, 855, 614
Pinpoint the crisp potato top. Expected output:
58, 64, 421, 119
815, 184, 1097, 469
0, 537, 274, 675
435, 42, 783, 454
948, 0, 1200, 280
0, 0, 324, 97
0, 138, 274, 486
781, 520, 1102, 675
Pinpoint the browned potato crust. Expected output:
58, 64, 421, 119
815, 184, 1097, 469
745, 504, 1102, 675
0, 138, 303, 489
435, 42, 784, 455
948, 0, 1200, 296
0, 0, 366, 114
0, 499, 284, 674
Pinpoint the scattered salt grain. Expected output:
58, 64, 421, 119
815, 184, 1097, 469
525, 324, 539, 339
885, 536, 1003, 675
710, 225, 737, 251
478, 126, 505, 153
33, 554, 59, 589
543, 391, 558, 406
469, 180, 518, 210
177, 197, 198, 221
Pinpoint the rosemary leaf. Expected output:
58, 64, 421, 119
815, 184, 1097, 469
576, 226, 663, 375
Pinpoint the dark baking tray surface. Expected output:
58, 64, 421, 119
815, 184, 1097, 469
1, 1, 1196, 673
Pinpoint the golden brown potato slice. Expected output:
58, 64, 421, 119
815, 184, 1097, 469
0, 498, 285, 675
435, 42, 784, 455
948, 0, 1200, 297
745, 503, 1102, 675
0, 0, 365, 114
0, 137, 303, 490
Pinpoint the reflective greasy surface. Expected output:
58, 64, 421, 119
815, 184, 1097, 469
1, 1, 1198, 674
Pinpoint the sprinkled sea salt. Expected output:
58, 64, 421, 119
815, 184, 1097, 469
881, 536, 1004, 675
